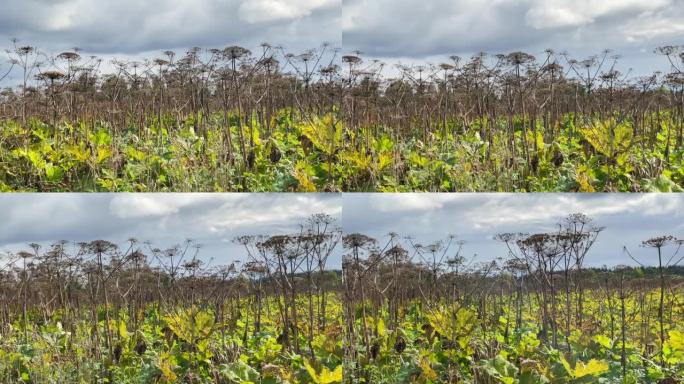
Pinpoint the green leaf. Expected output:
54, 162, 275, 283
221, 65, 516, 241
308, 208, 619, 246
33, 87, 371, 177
44, 163, 64, 182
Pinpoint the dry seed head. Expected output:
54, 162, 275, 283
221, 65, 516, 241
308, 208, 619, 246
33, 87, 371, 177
182, 259, 202, 270
581, 58, 596, 68
342, 55, 362, 65
543, 62, 563, 73
320, 65, 339, 75
17, 251, 33, 259
641, 235, 677, 248
261, 57, 279, 68
153, 58, 170, 67
298, 51, 314, 62
343, 233, 375, 249
655, 46, 678, 56
224, 46, 251, 60
58, 52, 81, 62
38, 71, 66, 81
665, 73, 684, 86
17, 46, 34, 55
506, 52, 535, 66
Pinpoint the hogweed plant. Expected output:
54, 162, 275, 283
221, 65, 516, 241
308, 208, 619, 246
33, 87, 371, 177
337, 46, 684, 192
343, 214, 684, 383
0, 214, 344, 383
0, 41, 683, 191
0, 40, 343, 192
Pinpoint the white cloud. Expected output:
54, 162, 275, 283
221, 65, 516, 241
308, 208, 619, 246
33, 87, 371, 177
466, 194, 683, 230
525, 0, 671, 30
110, 195, 187, 218
368, 193, 461, 212
0, 0, 340, 60
343, 193, 684, 267
619, 12, 684, 41
206, 195, 341, 232
0, 194, 342, 266
239, 0, 338, 23
108, 194, 239, 219
342, 0, 683, 75
46, 1, 79, 31
524, 6, 591, 29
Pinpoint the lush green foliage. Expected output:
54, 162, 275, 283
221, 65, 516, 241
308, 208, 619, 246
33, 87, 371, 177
0, 297, 344, 383
1, 112, 681, 192
344, 114, 683, 192
346, 288, 684, 383
0, 111, 341, 192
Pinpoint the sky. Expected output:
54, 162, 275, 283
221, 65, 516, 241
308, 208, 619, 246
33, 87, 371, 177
0, 193, 342, 268
1, 193, 682, 271
1, 0, 681, 84
343, 0, 684, 76
342, 194, 684, 268
0, 0, 341, 84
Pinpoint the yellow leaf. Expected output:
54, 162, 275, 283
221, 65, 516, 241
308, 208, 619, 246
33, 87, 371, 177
159, 352, 177, 382
294, 161, 317, 192
298, 113, 342, 156
664, 330, 684, 364
573, 359, 609, 378
163, 306, 215, 343
97, 147, 112, 163
304, 360, 319, 382
376, 317, 386, 337
118, 320, 129, 339
304, 360, 342, 384
318, 365, 343, 384
125, 147, 146, 162
580, 119, 633, 159
593, 334, 611, 349
576, 170, 595, 192
559, 355, 573, 377
668, 331, 684, 350
420, 357, 438, 381
378, 153, 393, 171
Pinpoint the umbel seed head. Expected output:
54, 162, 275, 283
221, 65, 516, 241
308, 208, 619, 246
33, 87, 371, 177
224, 46, 251, 60
342, 55, 362, 65
39, 71, 66, 81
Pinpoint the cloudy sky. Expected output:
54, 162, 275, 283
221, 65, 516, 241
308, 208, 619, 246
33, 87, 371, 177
0, 193, 342, 267
1, 193, 682, 270
343, 0, 684, 75
0, 0, 341, 84
343, 194, 684, 268
1, 0, 680, 83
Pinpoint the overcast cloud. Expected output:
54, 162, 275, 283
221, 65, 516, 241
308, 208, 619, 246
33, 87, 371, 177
0, 0, 340, 53
1, 0, 680, 81
0, 0, 340, 84
0, 193, 342, 267
342, 194, 684, 268
343, 0, 684, 75
1, 193, 681, 270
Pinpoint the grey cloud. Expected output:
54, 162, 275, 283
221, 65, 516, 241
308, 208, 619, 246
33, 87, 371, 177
342, 194, 684, 268
0, 193, 681, 270
0, 0, 340, 55
0, 193, 342, 267
342, 0, 684, 75
1, 0, 679, 78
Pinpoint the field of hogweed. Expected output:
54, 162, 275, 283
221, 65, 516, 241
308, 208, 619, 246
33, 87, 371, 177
0, 43, 682, 192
